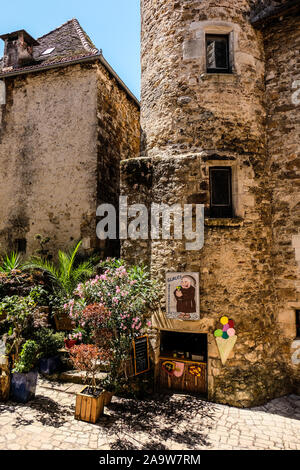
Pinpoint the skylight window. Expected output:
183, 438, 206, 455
42, 47, 55, 55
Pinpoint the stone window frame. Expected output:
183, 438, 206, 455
282, 302, 300, 339
183, 21, 239, 75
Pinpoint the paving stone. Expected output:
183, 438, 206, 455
0, 377, 299, 450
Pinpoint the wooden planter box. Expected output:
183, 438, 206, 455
53, 311, 74, 331
103, 391, 114, 406
75, 387, 105, 423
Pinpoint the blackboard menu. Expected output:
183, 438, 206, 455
133, 335, 150, 376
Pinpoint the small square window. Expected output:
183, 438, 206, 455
209, 167, 233, 218
206, 34, 230, 73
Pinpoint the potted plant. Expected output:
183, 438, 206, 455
64, 329, 83, 349
0, 295, 36, 365
10, 340, 39, 403
34, 328, 64, 375
65, 259, 159, 398
69, 344, 108, 423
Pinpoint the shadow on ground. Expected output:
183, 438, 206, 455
99, 393, 217, 450
0, 395, 73, 428
251, 394, 300, 421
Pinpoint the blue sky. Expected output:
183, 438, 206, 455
0, 0, 141, 99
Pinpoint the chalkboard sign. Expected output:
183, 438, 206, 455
132, 335, 150, 376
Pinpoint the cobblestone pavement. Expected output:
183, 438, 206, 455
0, 378, 299, 450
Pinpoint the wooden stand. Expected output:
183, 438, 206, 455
158, 357, 207, 395
75, 387, 105, 423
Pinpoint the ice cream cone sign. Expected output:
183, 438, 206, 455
214, 316, 237, 365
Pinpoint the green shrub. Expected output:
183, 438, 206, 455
34, 328, 64, 358
13, 340, 39, 374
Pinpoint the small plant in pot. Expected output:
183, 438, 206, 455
34, 328, 65, 375
11, 340, 39, 403
69, 344, 110, 423
64, 329, 82, 349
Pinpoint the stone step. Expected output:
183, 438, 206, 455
41, 370, 108, 385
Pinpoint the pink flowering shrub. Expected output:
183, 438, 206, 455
64, 259, 159, 390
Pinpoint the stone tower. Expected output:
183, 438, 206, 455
121, 0, 300, 406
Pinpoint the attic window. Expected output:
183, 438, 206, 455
42, 47, 55, 55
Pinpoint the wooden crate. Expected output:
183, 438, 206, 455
103, 391, 114, 406
158, 357, 207, 395
75, 387, 105, 423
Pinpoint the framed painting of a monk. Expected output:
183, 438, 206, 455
166, 272, 200, 321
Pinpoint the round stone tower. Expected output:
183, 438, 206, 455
140, 0, 266, 159
121, 0, 296, 406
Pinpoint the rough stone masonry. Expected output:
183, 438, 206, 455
121, 0, 300, 407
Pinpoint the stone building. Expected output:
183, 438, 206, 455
121, 0, 300, 406
0, 19, 140, 257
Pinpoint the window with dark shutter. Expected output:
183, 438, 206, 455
209, 167, 233, 218
206, 34, 230, 73
296, 310, 300, 338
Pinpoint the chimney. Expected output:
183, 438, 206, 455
0, 30, 39, 70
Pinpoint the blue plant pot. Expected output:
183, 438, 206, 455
10, 370, 38, 403
39, 356, 61, 375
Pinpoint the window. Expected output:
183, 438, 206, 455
296, 310, 300, 338
206, 34, 230, 73
209, 167, 233, 218
42, 47, 55, 55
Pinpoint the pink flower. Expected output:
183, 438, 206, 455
147, 321, 152, 327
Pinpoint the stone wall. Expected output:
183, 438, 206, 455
264, 15, 300, 382
0, 61, 140, 258
96, 62, 140, 257
0, 63, 98, 256
120, 0, 297, 407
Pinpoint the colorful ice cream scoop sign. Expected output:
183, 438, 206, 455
214, 317, 237, 365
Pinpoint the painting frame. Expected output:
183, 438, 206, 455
166, 272, 200, 321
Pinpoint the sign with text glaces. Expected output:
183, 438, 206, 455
166, 272, 200, 321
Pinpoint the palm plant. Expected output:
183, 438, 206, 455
24, 241, 97, 298
0, 252, 24, 273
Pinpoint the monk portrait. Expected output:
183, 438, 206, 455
174, 275, 196, 316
